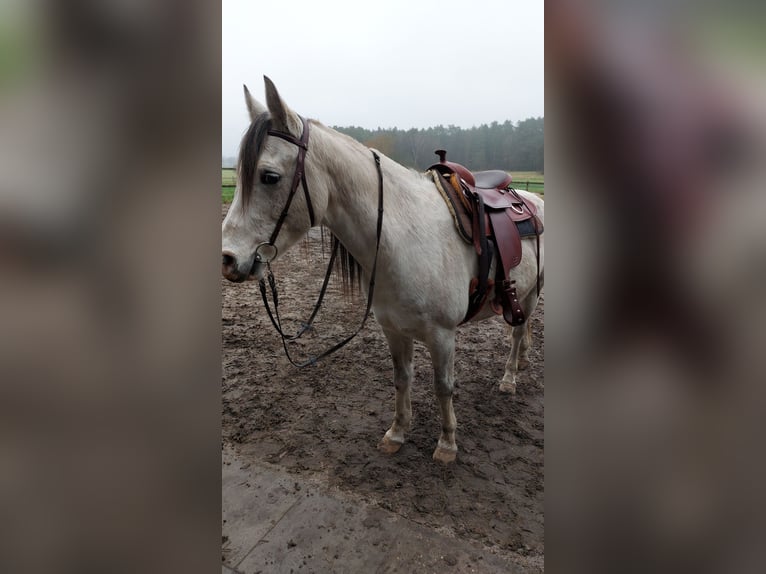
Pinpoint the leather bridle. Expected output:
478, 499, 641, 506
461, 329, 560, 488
253, 115, 315, 264
255, 115, 385, 367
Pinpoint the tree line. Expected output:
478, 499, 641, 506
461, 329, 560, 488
223, 117, 543, 172
335, 118, 543, 172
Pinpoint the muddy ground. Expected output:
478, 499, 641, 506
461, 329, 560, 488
222, 206, 544, 564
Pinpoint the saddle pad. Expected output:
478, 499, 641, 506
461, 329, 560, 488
430, 170, 473, 244
516, 217, 544, 238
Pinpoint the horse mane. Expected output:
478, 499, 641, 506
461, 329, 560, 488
332, 234, 363, 296
312, 227, 361, 297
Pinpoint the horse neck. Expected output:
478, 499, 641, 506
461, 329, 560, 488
311, 124, 429, 270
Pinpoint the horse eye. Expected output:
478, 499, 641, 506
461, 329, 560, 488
260, 171, 281, 185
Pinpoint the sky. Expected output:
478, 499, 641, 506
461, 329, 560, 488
222, 0, 544, 157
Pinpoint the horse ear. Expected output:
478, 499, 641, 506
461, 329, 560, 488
243, 84, 267, 121
264, 76, 302, 136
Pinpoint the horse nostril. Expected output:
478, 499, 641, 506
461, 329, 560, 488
222, 252, 236, 268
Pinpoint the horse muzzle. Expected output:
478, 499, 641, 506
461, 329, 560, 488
222, 251, 261, 282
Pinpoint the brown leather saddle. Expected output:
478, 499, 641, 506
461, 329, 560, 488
428, 150, 543, 326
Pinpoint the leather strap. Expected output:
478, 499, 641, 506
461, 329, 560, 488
489, 209, 522, 273
265, 115, 316, 247
469, 192, 491, 318
259, 237, 339, 341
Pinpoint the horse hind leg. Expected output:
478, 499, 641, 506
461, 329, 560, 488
500, 297, 538, 394
426, 329, 458, 464
518, 321, 533, 371
378, 330, 414, 455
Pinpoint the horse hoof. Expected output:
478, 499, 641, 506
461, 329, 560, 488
378, 436, 403, 454
499, 380, 517, 394
518, 358, 530, 371
432, 446, 457, 464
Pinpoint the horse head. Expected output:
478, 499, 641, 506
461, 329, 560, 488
222, 77, 327, 282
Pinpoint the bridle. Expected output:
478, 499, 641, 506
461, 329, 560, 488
255, 115, 385, 367
253, 116, 315, 265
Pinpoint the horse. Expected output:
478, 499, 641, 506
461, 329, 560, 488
222, 77, 544, 463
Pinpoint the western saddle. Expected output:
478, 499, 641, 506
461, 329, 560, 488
428, 150, 543, 326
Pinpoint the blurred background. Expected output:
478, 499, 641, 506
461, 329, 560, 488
545, 0, 766, 572
0, 1, 220, 572
1, 0, 765, 572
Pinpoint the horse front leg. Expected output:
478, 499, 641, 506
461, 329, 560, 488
378, 329, 414, 454
426, 329, 458, 463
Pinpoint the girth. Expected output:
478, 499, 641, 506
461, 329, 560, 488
428, 151, 543, 326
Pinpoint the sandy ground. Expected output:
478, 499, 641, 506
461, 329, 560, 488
222, 205, 544, 571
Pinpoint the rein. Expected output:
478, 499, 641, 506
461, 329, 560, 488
257, 117, 384, 367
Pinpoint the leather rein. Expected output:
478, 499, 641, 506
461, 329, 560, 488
255, 116, 384, 367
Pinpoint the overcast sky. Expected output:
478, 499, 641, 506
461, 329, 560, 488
222, 0, 543, 156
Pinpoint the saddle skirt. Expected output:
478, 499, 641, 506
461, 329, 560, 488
427, 150, 543, 325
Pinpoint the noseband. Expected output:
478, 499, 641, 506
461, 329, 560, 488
256, 116, 385, 368
255, 115, 315, 263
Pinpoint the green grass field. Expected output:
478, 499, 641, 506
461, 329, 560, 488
508, 172, 544, 195
222, 168, 542, 203
222, 168, 236, 203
